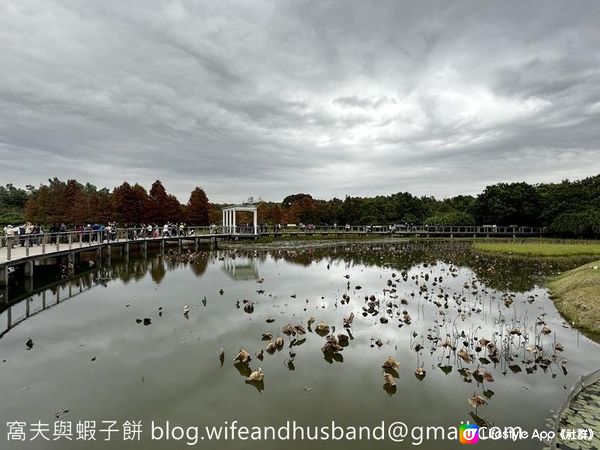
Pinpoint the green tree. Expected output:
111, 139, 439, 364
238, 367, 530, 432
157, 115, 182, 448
473, 182, 541, 226
425, 211, 475, 225
548, 209, 600, 238
0, 183, 30, 225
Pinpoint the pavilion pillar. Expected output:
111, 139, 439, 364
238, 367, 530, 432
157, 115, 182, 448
232, 210, 236, 234
254, 210, 258, 235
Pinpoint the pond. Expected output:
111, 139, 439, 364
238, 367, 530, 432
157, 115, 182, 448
0, 241, 598, 449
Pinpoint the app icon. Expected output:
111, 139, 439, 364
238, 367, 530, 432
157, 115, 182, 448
459, 423, 479, 444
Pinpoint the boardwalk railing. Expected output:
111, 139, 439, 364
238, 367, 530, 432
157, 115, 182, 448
259, 225, 545, 235
1, 276, 96, 338
0, 226, 222, 262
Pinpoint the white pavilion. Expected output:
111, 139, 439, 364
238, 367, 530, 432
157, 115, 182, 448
222, 204, 258, 235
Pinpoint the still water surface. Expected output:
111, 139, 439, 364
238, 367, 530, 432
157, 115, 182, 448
0, 242, 598, 449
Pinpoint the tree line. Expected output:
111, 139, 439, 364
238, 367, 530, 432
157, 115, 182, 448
5, 178, 211, 227
254, 175, 600, 238
1, 174, 599, 237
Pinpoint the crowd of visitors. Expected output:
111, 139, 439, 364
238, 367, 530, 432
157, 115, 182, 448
0, 221, 365, 249
0, 222, 210, 248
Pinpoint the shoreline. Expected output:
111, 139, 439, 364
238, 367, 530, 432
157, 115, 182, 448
473, 240, 600, 257
548, 260, 600, 344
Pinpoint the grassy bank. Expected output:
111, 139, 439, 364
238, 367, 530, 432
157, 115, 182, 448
549, 261, 600, 343
473, 240, 600, 257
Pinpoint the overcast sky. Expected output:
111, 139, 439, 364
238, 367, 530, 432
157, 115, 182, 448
1, 1, 599, 203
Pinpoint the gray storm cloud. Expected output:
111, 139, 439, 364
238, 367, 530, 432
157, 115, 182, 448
0, 0, 599, 202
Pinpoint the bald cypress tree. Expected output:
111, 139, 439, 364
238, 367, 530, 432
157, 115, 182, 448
148, 180, 170, 224
112, 182, 149, 224
185, 187, 210, 225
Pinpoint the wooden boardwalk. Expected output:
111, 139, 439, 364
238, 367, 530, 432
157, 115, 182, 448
0, 225, 545, 271
0, 233, 226, 267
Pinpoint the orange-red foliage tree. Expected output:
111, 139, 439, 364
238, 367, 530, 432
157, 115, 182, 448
185, 187, 210, 225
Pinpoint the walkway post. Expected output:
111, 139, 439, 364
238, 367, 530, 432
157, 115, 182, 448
25, 261, 33, 278
25, 237, 30, 257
